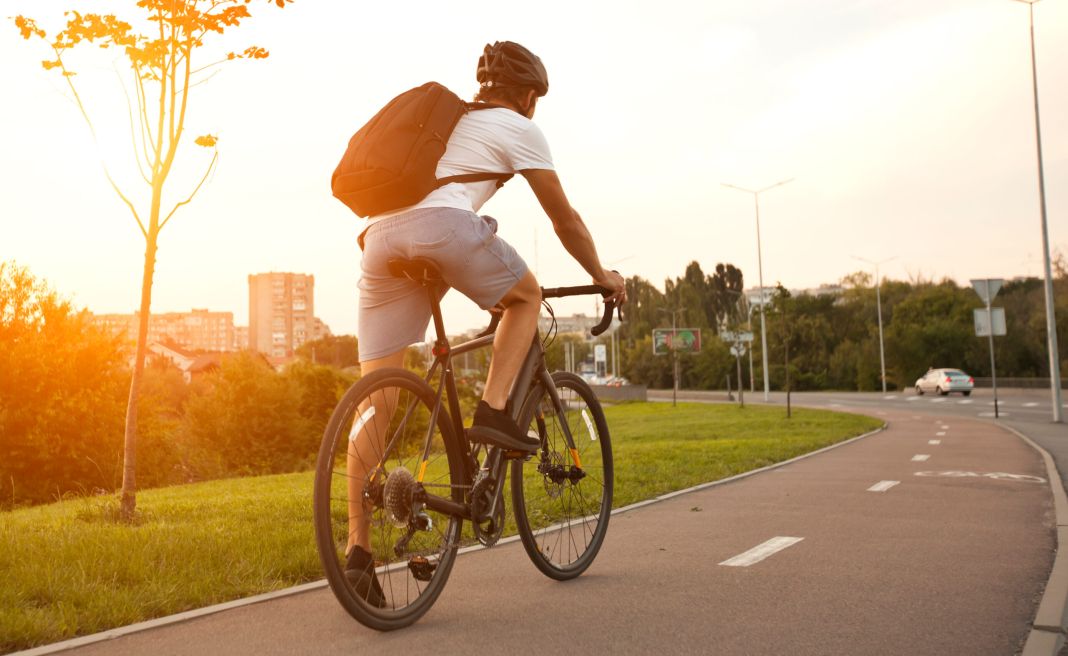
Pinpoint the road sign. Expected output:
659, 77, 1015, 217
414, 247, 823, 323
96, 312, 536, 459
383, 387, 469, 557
653, 328, 702, 355
730, 343, 747, 357
720, 331, 754, 343
970, 279, 1004, 305
971, 278, 1006, 418
974, 307, 1007, 337
746, 288, 773, 307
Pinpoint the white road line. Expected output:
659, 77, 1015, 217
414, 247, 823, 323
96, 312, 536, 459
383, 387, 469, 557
868, 480, 900, 492
929, 440, 941, 445
978, 412, 1011, 417
958, 399, 973, 405
720, 537, 804, 567
930, 398, 946, 403
883, 395, 897, 400
912, 454, 931, 462
906, 397, 920, 402
936, 431, 946, 436
1024, 402, 1040, 407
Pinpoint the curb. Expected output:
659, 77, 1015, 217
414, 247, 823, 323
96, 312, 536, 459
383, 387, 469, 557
998, 424, 1068, 656
12, 423, 887, 656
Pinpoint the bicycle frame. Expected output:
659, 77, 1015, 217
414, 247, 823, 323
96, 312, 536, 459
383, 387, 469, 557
367, 279, 599, 529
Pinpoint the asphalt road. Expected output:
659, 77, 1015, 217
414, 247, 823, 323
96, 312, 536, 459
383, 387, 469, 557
664, 388, 1068, 493
35, 401, 1055, 656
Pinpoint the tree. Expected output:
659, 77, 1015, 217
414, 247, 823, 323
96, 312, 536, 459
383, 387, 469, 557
295, 335, 360, 369
14, 0, 295, 518
180, 352, 310, 477
0, 263, 128, 506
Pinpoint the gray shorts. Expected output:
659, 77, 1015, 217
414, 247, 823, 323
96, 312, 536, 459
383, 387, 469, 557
357, 207, 529, 362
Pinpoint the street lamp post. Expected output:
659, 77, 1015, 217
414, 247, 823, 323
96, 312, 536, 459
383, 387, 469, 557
723, 178, 794, 402
1012, 0, 1062, 422
853, 256, 896, 394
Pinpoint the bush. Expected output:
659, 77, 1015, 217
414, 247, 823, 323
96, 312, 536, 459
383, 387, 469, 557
179, 353, 314, 478
0, 263, 128, 506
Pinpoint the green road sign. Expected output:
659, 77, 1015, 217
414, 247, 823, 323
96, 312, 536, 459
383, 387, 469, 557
653, 328, 702, 355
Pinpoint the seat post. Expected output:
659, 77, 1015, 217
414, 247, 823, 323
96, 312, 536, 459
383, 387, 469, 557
426, 285, 449, 355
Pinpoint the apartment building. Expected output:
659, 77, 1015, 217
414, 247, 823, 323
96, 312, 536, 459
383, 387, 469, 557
248, 272, 318, 358
92, 309, 236, 352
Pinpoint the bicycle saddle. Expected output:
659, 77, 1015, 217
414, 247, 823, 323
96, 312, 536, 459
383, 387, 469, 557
387, 257, 444, 284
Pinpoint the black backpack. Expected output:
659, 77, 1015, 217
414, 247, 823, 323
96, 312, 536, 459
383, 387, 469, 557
331, 82, 514, 218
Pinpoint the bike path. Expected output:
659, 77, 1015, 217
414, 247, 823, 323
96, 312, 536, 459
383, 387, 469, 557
41, 410, 1053, 655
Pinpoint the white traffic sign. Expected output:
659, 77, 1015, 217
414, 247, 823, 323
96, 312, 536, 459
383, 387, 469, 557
720, 331, 754, 343
730, 344, 747, 357
974, 307, 1006, 337
970, 278, 1004, 305
594, 344, 607, 364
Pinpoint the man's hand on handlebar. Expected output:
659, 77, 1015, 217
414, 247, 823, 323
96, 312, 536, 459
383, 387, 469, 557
595, 270, 626, 306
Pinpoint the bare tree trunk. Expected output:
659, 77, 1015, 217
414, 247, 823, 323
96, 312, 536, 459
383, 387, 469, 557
119, 227, 158, 520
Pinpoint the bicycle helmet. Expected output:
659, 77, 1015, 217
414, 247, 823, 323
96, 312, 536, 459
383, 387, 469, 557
476, 41, 549, 97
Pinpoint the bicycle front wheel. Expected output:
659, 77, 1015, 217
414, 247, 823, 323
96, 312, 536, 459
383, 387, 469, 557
511, 371, 613, 580
313, 368, 466, 630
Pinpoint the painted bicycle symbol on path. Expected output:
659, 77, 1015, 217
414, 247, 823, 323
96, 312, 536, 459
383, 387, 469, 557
914, 470, 1046, 484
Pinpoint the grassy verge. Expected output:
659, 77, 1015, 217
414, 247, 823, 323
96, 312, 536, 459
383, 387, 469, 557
0, 403, 880, 652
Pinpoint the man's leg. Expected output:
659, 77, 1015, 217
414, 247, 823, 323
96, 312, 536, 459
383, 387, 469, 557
482, 270, 541, 410
347, 349, 405, 554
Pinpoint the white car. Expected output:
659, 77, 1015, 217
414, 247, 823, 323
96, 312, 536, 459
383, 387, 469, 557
914, 368, 974, 396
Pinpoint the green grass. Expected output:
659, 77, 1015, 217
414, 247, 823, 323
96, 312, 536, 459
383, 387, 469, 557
0, 403, 880, 653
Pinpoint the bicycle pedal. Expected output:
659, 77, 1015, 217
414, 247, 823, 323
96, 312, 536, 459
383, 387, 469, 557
408, 556, 436, 582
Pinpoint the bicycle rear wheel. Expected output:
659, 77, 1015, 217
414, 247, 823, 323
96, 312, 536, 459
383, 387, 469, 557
313, 368, 466, 630
511, 371, 613, 580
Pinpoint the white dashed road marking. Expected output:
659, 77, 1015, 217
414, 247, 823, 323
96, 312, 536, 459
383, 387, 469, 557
958, 400, 973, 405
912, 454, 931, 462
978, 412, 1010, 417
931, 398, 946, 404
1024, 402, 1039, 407
720, 537, 805, 567
906, 397, 920, 402
868, 480, 900, 492
936, 431, 946, 436
929, 440, 941, 445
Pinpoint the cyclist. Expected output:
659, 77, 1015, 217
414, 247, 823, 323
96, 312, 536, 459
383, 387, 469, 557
345, 40, 625, 602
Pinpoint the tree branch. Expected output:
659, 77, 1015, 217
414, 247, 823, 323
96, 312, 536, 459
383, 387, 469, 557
177, 68, 220, 94
134, 70, 158, 164
153, 4, 167, 184
114, 65, 152, 185
159, 149, 218, 231
53, 47, 147, 237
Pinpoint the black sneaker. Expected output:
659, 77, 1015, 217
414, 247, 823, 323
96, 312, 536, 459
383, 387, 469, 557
468, 401, 540, 453
345, 546, 386, 608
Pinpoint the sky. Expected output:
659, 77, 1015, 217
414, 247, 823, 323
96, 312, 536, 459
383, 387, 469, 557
1, 0, 1066, 336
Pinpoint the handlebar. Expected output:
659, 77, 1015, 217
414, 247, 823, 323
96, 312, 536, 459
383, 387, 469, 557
475, 284, 621, 339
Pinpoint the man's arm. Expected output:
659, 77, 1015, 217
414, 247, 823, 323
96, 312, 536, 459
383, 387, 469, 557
520, 168, 625, 302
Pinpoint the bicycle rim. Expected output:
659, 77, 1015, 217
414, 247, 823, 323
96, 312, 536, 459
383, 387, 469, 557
313, 368, 465, 630
511, 372, 613, 580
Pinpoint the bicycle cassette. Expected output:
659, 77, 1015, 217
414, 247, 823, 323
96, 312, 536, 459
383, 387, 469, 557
382, 467, 417, 528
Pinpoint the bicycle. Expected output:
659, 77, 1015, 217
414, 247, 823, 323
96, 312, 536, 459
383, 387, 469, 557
312, 256, 619, 630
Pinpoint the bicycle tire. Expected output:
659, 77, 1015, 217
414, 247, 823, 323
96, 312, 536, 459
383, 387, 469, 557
313, 368, 466, 630
511, 371, 613, 580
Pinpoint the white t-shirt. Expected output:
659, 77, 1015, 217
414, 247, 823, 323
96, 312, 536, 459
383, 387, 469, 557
370, 108, 554, 221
